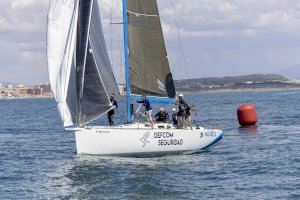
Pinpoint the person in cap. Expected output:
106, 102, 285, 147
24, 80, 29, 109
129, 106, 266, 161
107, 94, 118, 126
171, 108, 178, 126
136, 95, 153, 126
175, 93, 190, 128
155, 108, 169, 123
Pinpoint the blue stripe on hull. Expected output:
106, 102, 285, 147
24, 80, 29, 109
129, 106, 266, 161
202, 133, 223, 150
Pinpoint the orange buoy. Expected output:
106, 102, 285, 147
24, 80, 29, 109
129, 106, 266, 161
237, 104, 257, 126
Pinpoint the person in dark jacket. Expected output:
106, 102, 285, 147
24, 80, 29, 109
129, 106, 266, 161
176, 93, 189, 128
137, 95, 153, 126
171, 108, 178, 126
185, 103, 192, 127
107, 94, 118, 126
155, 108, 169, 123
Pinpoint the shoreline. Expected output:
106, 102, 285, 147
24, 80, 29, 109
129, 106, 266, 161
1, 87, 300, 100
0, 95, 53, 100
177, 86, 300, 93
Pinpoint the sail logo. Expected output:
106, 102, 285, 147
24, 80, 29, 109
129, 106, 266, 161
157, 78, 166, 92
140, 131, 150, 147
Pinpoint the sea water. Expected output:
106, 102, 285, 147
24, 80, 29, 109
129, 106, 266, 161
0, 90, 299, 199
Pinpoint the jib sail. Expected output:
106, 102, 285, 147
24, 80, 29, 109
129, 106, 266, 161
47, 0, 119, 127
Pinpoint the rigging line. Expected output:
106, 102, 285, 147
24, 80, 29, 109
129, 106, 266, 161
169, 1, 182, 82
109, 0, 114, 71
134, 1, 147, 96
142, 1, 151, 96
170, 0, 190, 83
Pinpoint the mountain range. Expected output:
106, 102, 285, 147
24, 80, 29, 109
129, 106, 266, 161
175, 74, 289, 86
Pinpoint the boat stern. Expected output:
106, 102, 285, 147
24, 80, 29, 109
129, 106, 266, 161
201, 129, 223, 150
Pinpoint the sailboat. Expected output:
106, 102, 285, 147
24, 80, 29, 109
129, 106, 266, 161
47, 0, 222, 155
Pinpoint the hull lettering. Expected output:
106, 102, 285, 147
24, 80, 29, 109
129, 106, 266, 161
158, 139, 183, 146
154, 132, 174, 138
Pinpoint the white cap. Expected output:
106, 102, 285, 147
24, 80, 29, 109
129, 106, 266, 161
160, 108, 165, 111
178, 94, 183, 97
172, 108, 176, 112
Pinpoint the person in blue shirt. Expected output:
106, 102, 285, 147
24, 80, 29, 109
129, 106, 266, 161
171, 108, 178, 126
107, 94, 118, 126
137, 95, 153, 126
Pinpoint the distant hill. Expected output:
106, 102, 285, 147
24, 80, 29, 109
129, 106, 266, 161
173, 74, 300, 91
175, 74, 289, 86
277, 65, 300, 79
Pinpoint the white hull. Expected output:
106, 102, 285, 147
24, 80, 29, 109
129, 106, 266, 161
73, 123, 222, 156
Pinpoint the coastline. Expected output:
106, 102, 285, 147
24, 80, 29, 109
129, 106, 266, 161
1, 87, 300, 100
177, 86, 300, 94
0, 95, 54, 100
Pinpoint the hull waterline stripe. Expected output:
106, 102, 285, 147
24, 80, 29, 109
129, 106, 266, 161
202, 134, 222, 150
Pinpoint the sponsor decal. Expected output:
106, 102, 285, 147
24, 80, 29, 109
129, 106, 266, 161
205, 131, 217, 137
154, 132, 183, 146
154, 132, 174, 138
158, 139, 183, 146
140, 131, 150, 147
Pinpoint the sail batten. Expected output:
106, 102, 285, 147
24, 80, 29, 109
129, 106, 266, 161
47, 0, 119, 127
127, 0, 176, 98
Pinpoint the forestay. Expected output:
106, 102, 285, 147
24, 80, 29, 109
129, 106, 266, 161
127, 0, 176, 98
47, 0, 119, 127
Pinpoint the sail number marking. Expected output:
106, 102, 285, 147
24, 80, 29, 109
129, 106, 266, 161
96, 130, 110, 134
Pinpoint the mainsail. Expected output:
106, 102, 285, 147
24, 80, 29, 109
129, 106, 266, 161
127, 0, 176, 98
47, 0, 119, 127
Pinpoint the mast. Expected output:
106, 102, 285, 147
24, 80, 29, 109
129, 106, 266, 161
122, 0, 132, 123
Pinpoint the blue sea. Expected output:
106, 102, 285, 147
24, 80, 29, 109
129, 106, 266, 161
0, 90, 299, 199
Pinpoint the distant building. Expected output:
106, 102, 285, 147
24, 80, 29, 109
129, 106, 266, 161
34, 87, 43, 96
27, 88, 35, 95
6, 84, 13, 89
245, 81, 253, 84
16, 84, 24, 88
15, 84, 28, 96
37, 83, 51, 93
3, 85, 14, 97
3, 90, 14, 97
292, 79, 300, 84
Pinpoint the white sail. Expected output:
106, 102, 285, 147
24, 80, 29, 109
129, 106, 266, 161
47, 0, 79, 127
47, 0, 119, 127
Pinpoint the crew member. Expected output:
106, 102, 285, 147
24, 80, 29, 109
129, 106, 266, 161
155, 108, 169, 123
176, 94, 189, 128
137, 95, 153, 126
185, 103, 192, 127
107, 94, 118, 126
171, 108, 178, 126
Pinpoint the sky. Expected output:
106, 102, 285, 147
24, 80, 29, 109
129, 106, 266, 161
1, 0, 300, 85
